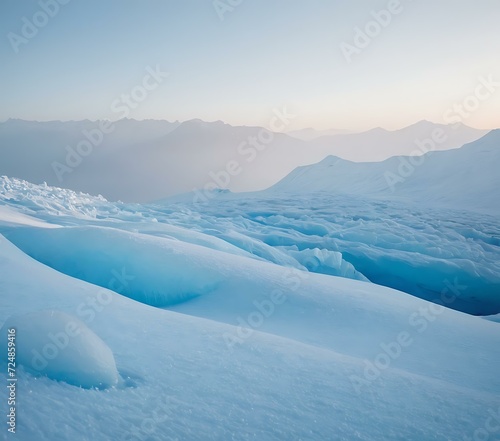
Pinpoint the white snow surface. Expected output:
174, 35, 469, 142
1, 310, 119, 389
0, 176, 499, 440
270, 129, 500, 214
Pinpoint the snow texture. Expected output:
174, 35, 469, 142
1, 310, 118, 389
0, 162, 499, 440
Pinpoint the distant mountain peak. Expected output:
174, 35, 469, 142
318, 155, 343, 166
365, 127, 389, 134
411, 119, 435, 128
178, 119, 228, 129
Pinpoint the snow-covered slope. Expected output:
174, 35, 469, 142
1, 200, 500, 440
270, 129, 500, 214
2, 175, 499, 316
156, 192, 500, 316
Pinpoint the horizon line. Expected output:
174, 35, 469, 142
1, 117, 497, 134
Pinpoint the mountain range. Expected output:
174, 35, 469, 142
269, 129, 500, 214
0, 118, 489, 202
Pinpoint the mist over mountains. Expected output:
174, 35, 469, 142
0, 118, 487, 202
270, 129, 500, 214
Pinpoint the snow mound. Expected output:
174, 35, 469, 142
4, 226, 228, 307
286, 247, 369, 281
165, 193, 499, 315
0, 217, 500, 439
0, 310, 118, 389
0, 175, 109, 218
1, 176, 499, 314
0, 205, 59, 228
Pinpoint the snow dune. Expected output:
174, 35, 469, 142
0, 229, 499, 440
2, 174, 499, 315
153, 192, 500, 315
1, 310, 119, 389
0, 169, 499, 439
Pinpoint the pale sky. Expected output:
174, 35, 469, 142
1, 0, 499, 131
